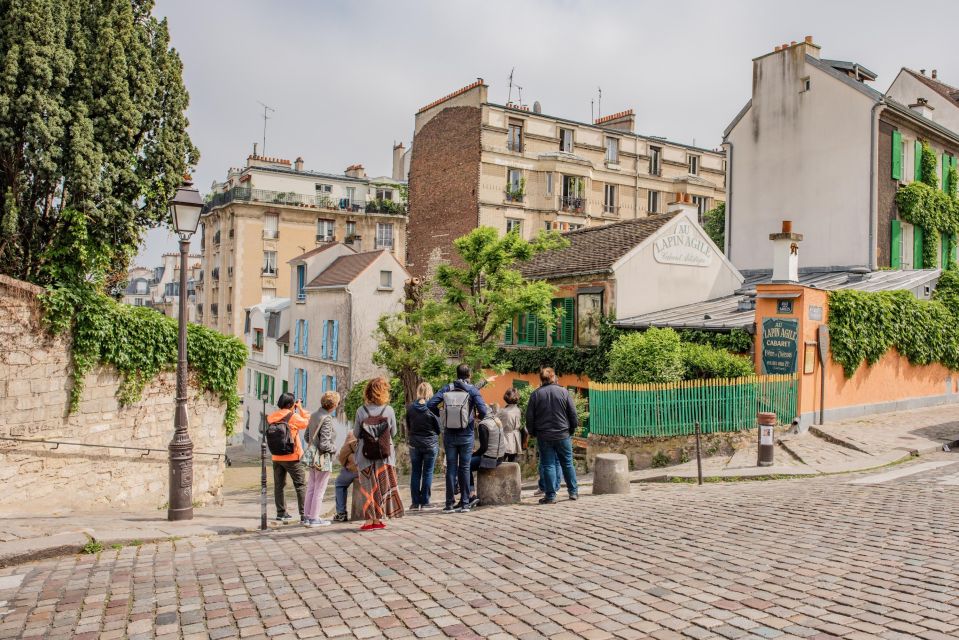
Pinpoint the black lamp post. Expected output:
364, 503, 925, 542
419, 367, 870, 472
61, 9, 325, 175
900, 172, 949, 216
168, 177, 203, 521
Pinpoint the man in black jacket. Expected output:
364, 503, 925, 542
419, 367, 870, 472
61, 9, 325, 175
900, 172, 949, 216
526, 367, 579, 504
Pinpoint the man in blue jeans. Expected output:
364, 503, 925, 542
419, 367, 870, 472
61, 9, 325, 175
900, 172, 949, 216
428, 364, 488, 513
526, 367, 579, 504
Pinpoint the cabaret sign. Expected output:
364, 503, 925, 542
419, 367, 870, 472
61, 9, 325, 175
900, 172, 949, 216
653, 221, 713, 267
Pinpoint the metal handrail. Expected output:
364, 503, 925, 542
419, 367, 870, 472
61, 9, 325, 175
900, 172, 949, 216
0, 435, 229, 462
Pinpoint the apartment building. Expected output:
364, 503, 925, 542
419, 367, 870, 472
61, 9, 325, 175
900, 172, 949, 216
121, 256, 201, 320
725, 37, 959, 272
235, 297, 291, 447
286, 243, 408, 408
407, 79, 726, 276
198, 152, 407, 337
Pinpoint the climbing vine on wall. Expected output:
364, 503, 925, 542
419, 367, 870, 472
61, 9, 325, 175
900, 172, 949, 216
42, 288, 248, 434
896, 140, 959, 270
827, 270, 959, 377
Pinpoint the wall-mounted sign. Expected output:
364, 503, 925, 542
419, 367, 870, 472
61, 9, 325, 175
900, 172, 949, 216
577, 292, 603, 347
760, 425, 775, 446
808, 305, 823, 321
803, 343, 817, 374
777, 299, 793, 314
653, 221, 713, 267
761, 317, 799, 374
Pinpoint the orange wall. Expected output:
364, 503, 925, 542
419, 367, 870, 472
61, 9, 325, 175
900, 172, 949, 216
480, 371, 591, 408
754, 284, 955, 421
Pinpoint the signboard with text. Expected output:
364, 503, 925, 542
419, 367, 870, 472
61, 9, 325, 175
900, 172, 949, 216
653, 220, 714, 267
761, 318, 799, 374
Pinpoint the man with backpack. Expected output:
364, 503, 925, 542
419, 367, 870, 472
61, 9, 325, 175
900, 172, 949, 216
428, 364, 489, 513
265, 392, 311, 522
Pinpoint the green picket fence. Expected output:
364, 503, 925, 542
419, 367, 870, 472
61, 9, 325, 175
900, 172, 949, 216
588, 374, 798, 437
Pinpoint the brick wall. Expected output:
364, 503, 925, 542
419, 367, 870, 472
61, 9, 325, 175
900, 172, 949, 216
407, 106, 482, 277
0, 275, 226, 514
877, 120, 897, 268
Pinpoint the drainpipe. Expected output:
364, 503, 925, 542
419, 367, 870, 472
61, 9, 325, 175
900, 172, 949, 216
868, 99, 885, 270
722, 139, 733, 259
345, 285, 353, 391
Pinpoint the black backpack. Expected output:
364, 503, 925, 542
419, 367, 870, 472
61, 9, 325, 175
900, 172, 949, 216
359, 407, 392, 461
265, 411, 295, 455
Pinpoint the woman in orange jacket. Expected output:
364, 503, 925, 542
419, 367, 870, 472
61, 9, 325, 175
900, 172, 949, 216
267, 393, 311, 523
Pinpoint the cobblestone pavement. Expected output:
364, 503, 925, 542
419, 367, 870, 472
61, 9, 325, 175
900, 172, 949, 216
2, 453, 959, 640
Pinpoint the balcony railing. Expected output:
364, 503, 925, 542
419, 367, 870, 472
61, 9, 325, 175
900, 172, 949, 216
263, 229, 278, 240
603, 204, 619, 215
505, 190, 524, 203
262, 267, 277, 277
203, 187, 409, 216
561, 196, 586, 214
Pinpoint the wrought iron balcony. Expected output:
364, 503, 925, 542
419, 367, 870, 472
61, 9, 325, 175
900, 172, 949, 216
202, 186, 409, 216
561, 196, 586, 213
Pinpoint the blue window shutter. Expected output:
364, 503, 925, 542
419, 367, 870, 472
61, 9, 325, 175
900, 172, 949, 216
293, 321, 299, 354
303, 371, 308, 404
321, 320, 329, 359
292, 369, 299, 399
321, 375, 328, 394
303, 320, 309, 356
331, 321, 339, 360
332, 376, 337, 392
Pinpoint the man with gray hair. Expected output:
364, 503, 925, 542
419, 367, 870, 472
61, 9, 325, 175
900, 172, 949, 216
525, 367, 579, 504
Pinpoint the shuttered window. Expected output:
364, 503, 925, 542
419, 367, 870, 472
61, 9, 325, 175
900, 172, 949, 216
504, 318, 514, 345
516, 313, 547, 347
914, 227, 924, 269
890, 220, 902, 269
914, 140, 923, 183
551, 298, 575, 347
891, 130, 902, 180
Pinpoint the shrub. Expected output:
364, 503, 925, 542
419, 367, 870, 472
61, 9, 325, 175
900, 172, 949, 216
607, 328, 685, 384
651, 451, 671, 468
681, 343, 755, 380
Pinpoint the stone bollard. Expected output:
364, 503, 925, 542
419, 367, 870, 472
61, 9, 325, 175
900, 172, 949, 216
592, 453, 630, 495
350, 479, 365, 521
477, 462, 521, 506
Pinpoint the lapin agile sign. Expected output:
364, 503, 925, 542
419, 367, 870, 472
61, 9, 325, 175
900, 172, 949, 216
761, 317, 799, 374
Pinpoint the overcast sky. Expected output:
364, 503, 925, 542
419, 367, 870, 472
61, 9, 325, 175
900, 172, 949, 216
137, 0, 959, 265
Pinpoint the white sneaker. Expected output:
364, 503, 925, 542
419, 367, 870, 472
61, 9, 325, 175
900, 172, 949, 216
308, 519, 331, 527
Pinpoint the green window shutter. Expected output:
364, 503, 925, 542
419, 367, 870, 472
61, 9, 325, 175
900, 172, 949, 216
504, 317, 513, 344
891, 130, 902, 180
534, 315, 547, 347
890, 220, 902, 269
943, 153, 949, 192
915, 140, 923, 182
550, 299, 563, 344
563, 298, 575, 347
942, 233, 950, 270
914, 226, 924, 269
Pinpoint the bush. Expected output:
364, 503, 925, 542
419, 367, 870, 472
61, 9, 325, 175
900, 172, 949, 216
607, 328, 685, 384
681, 343, 755, 379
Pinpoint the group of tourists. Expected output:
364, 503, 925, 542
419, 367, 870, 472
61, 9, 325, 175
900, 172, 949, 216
265, 364, 580, 531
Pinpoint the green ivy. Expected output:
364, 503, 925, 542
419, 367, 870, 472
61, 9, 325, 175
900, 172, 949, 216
677, 329, 752, 353
895, 140, 959, 270
828, 270, 959, 377
42, 288, 247, 434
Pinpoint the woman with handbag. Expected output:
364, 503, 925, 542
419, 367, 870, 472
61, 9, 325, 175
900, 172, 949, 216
302, 391, 340, 527
353, 377, 404, 531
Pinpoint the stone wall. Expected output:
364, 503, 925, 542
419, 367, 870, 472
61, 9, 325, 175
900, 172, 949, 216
0, 275, 226, 515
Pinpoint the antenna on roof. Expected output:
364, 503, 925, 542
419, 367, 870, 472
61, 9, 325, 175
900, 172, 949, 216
516, 84, 524, 108
257, 101, 275, 156
507, 67, 515, 105
591, 99, 594, 122
597, 87, 602, 118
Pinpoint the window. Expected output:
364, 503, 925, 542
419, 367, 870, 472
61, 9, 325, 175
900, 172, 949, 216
559, 128, 574, 153
605, 137, 619, 164
321, 320, 340, 360
647, 190, 660, 213
293, 368, 308, 405
545, 172, 553, 196
506, 218, 522, 235
346, 221, 357, 238
376, 188, 394, 201
688, 154, 700, 176
603, 184, 617, 214
649, 146, 662, 175
135, 280, 148, 294
561, 175, 585, 212
800, 77, 811, 92
346, 186, 356, 205
316, 219, 334, 242
692, 196, 710, 221
551, 298, 575, 347
375, 223, 394, 249
322, 375, 338, 393
509, 313, 547, 346
293, 319, 310, 355
264, 213, 278, 239
266, 312, 279, 338
506, 168, 523, 202
296, 264, 306, 301
252, 328, 264, 352
568, 223, 583, 230
380, 270, 393, 289
507, 120, 523, 152
315, 183, 332, 193
244, 310, 251, 334
134, 298, 144, 306
262, 251, 277, 276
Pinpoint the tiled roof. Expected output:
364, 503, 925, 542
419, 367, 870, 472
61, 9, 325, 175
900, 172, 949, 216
305, 251, 384, 288
288, 242, 350, 264
418, 79, 484, 114
276, 330, 290, 345
904, 68, 959, 105
595, 109, 634, 125
519, 213, 678, 280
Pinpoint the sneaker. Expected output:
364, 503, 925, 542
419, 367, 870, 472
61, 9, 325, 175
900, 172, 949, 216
421, 503, 438, 511
409, 503, 419, 511
568, 493, 579, 501
302, 518, 315, 527
372, 522, 387, 530
275, 514, 294, 522
442, 505, 457, 514
360, 522, 377, 531
459, 504, 471, 513
469, 496, 480, 508
538, 497, 557, 505
332, 512, 348, 523
533, 489, 544, 497
308, 519, 331, 528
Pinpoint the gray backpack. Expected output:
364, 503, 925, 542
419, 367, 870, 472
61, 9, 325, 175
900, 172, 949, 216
440, 388, 471, 430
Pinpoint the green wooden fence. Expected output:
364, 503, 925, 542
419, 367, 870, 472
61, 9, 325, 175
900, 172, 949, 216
588, 374, 798, 437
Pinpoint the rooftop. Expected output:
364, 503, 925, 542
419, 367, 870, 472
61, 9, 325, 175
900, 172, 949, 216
903, 68, 959, 106
288, 242, 352, 264
519, 213, 678, 280
305, 251, 386, 288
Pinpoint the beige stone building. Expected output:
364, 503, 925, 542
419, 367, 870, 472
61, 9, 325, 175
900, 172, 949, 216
198, 152, 408, 337
407, 79, 726, 276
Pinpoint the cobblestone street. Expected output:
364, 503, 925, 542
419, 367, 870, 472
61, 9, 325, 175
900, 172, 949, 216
2, 453, 958, 640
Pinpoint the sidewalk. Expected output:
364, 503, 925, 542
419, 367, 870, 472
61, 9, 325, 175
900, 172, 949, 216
2, 403, 958, 566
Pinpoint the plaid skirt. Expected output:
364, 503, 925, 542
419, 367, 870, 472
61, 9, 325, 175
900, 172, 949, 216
357, 462, 404, 520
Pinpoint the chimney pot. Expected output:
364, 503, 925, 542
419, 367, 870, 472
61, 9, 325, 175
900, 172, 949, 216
294, 157, 304, 171
804, 35, 813, 44
781, 43, 789, 50
933, 69, 938, 79
921, 69, 926, 76
782, 220, 792, 233
790, 41, 797, 46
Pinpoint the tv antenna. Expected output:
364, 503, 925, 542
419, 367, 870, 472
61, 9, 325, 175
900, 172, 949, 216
515, 84, 524, 108
257, 101, 275, 155
597, 87, 602, 119
507, 67, 515, 105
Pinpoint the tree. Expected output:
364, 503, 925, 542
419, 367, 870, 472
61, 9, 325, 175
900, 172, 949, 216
433, 226, 568, 373
703, 202, 725, 253
0, 0, 198, 290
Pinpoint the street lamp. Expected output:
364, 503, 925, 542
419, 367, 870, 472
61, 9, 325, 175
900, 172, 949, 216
167, 177, 203, 521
